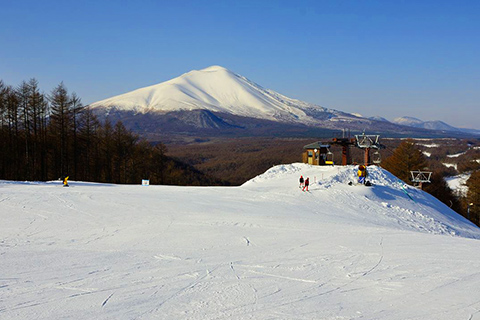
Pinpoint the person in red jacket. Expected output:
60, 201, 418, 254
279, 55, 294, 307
302, 177, 309, 191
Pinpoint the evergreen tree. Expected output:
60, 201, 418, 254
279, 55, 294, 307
99, 119, 114, 182
112, 121, 137, 183
27, 79, 48, 180
17, 81, 31, 178
6, 86, 21, 179
0, 81, 7, 178
381, 139, 428, 184
77, 107, 100, 181
49, 83, 72, 177
423, 171, 462, 213
71, 93, 84, 179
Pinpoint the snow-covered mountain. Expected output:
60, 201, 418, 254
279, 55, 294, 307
89, 66, 479, 137
392, 116, 425, 127
368, 115, 390, 122
2, 164, 480, 319
90, 65, 352, 126
89, 66, 421, 136
392, 116, 480, 134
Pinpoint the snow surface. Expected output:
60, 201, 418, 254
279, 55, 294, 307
2, 164, 480, 319
89, 66, 355, 126
417, 143, 439, 148
392, 116, 424, 126
443, 162, 458, 170
446, 173, 471, 196
447, 152, 466, 158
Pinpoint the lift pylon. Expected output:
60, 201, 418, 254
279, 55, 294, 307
355, 132, 384, 166
410, 170, 432, 189
331, 137, 356, 165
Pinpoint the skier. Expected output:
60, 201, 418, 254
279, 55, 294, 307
63, 175, 69, 187
357, 165, 367, 185
302, 177, 310, 192
299, 175, 304, 189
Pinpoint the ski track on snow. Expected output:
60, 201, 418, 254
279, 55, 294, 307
1, 164, 480, 319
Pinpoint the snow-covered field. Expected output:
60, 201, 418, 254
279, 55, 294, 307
2, 164, 480, 320
447, 152, 466, 158
446, 173, 471, 196
443, 162, 458, 170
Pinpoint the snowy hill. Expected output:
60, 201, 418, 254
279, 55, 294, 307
392, 116, 425, 127
2, 164, 480, 319
393, 116, 480, 134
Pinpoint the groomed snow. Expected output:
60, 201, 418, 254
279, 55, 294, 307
1, 164, 480, 319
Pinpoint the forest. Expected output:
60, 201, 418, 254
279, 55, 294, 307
0, 79, 224, 186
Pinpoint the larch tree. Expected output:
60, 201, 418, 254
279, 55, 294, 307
49, 82, 73, 177
381, 139, 428, 184
466, 171, 480, 226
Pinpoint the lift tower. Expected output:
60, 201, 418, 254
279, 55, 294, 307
331, 137, 356, 166
355, 133, 384, 166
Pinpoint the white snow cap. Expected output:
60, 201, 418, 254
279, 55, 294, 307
89, 65, 335, 124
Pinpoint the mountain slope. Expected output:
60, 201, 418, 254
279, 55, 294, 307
89, 66, 397, 130
90, 65, 325, 124
393, 116, 480, 134
1, 164, 480, 319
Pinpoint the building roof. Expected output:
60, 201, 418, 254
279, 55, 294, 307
303, 142, 331, 150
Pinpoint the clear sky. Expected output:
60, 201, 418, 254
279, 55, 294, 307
1, 0, 479, 129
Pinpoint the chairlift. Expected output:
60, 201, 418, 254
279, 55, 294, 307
325, 147, 334, 165
372, 151, 381, 164
355, 133, 380, 149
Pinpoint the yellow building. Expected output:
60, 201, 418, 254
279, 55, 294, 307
302, 142, 332, 165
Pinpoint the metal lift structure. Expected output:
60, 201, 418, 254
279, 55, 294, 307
355, 132, 385, 166
329, 129, 356, 166
410, 170, 432, 189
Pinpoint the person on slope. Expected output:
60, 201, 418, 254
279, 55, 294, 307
299, 175, 304, 189
357, 165, 367, 185
302, 177, 310, 192
63, 175, 69, 187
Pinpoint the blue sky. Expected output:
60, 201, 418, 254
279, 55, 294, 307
1, 0, 479, 129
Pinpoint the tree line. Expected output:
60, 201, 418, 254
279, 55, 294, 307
0, 79, 224, 186
381, 139, 480, 226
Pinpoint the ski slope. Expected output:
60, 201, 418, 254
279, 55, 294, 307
1, 164, 480, 319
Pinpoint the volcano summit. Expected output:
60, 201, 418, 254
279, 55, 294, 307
88, 66, 448, 137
